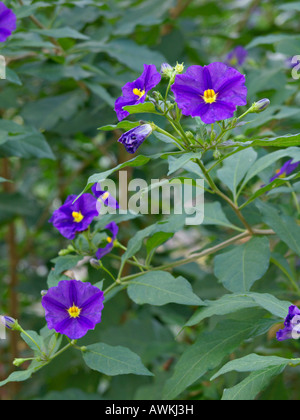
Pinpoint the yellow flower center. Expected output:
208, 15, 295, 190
101, 192, 110, 201
67, 305, 81, 318
107, 236, 113, 244
276, 169, 286, 179
72, 211, 84, 223
133, 88, 145, 99
202, 89, 218, 104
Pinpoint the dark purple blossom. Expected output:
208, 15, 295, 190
269, 159, 300, 183
277, 305, 300, 341
118, 124, 152, 154
42, 280, 104, 340
0, 2, 17, 42
171, 62, 247, 124
96, 222, 119, 260
92, 183, 119, 209
49, 194, 99, 240
225, 46, 248, 67
115, 64, 161, 121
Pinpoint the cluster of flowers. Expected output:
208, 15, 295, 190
0, 3, 299, 344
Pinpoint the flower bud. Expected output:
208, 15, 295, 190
174, 62, 184, 74
213, 149, 222, 159
0, 316, 21, 331
250, 98, 270, 113
90, 258, 101, 269
13, 358, 28, 367
161, 63, 173, 78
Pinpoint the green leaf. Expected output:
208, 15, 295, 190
202, 202, 243, 231
123, 102, 157, 115
21, 91, 86, 131
83, 154, 154, 194
162, 318, 273, 400
121, 213, 187, 263
239, 147, 300, 192
127, 271, 204, 306
85, 82, 115, 107
0, 360, 44, 387
0, 193, 40, 224
0, 131, 55, 160
246, 34, 296, 49
211, 354, 298, 380
113, 0, 176, 35
20, 331, 44, 354
0, 177, 12, 183
278, 2, 300, 12
82, 343, 153, 376
246, 292, 291, 319
98, 121, 141, 132
217, 148, 257, 200
0, 369, 35, 388
221, 366, 286, 400
51, 255, 83, 276
239, 173, 299, 210
146, 232, 173, 255
256, 200, 300, 256
33, 27, 89, 40
250, 133, 300, 148
185, 292, 292, 327
74, 39, 165, 72
167, 153, 201, 176
185, 294, 256, 327
214, 237, 270, 293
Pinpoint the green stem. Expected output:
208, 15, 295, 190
196, 158, 254, 234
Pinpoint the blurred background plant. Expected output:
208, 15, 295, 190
0, 0, 300, 400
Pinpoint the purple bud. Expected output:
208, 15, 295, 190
251, 98, 270, 113
161, 63, 173, 77
0, 316, 17, 330
118, 124, 153, 154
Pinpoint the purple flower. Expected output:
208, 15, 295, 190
225, 46, 248, 67
114, 64, 161, 121
49, 194, 99, 240
277, 305, 300, 341
171, 62, 247, 124
92, 183, 119, 209
118, 124, 153, 154
96, 222, 119, 260
269, 159, 300, 183
0, 2, 17, 42
42, 280, 104, 340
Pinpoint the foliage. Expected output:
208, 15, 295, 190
1, 0, 300, 401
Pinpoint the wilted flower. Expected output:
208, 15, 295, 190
92, 183, 119, 209
96, 222, 119, 260
42, 280, 104, 340
171, 62, 247, 124
115, 64, 161, 121
49, 194, 99, 240
277, 305, 300, 341
225, 46, 248, 67
0, 2, 17, 42
269, 159, 300, 183
118, 124, 153, 154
